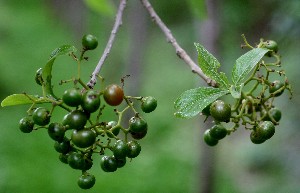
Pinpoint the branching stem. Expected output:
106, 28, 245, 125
87, 0, 127, 89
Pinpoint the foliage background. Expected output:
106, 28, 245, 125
0, 0, 299, 192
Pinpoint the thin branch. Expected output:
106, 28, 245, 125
87, 0, 127, 89
139, 0, 215, 86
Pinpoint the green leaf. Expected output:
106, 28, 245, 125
83, 0, 115, 17
232, 48, 269, 86
42, 45, 77, 98
195, 43, 230, 89
1, 94, 49, 107
229, 84, 244, 99
174, 87, 229, 119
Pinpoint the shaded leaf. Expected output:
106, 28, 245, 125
1, 94, 49, 107
42, 45, 77, 98
195, 43, 230, 89
232, 48, 269, 86
174, 87, 229, 119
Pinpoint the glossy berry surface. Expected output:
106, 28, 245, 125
126, 140, 141, 158
62, 88, 82, 107
81, 90, 100, 113
68, 152, 85, 170
100, 155, 118, 172
269, 80, 284, 97
263, 107, 282, 122
103, 84, 124, 106
71, 129, 96, 148
78, 173, 96, 189
129, 117, 147, 133
48, 122, 66, 142
250, 131, 265, 144
130, 128, 148, 140
62, 110, 88, 130
19, 117, 34, 133
210, 124, 227, 140
210, 100, 231, 122
112, 140, 129, 159
82, 34, 98, 50
257, 121, 275, 140
203, 129, 218, 146
141, 96, 157, 113
32, 107, 50, 126
54, 137, 71, 154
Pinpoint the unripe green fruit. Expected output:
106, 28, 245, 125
62, 88, 82, 107
269, 80, 284, 97
32, 107, 50, 126
71, 129, 96, 148
82, 34, 98, 50
203, 129, 218, 146
78, 173, 96, 190
19, 117, 34, 133
81, 90, 100, 113
210, 124, 227, 140
210, 100, 231, 122
141, 96, 157, 113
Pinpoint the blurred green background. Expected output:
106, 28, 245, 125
0, 0, 299, 193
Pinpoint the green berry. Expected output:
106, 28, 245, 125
269, 80, 284, 97
82, 34, 98, 50
62, 110, 88, 130
210, 124, 227, 140
62, 88, 82, 107
32, 107, 50, 126
77, 173, 96, 189
112, 140, 129, 159
71, 129, 96, 148
126, 140, 141, 158
19, 117, 34, 133
129, 117, 147, 133
48, 122, 66, 142
141, 96, 157, 113
203, 129, 218, 146
100, 155, 117, 172
210, 100, 231, 122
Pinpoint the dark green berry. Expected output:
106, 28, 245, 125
32, 107, 50, 126
62, 88, 82, 107
210, 124, 227, 140
127, 140, 141, 158
203, 129, 218, 146
100, 155, 117, 172
82, 34, 98, 50
141, 96, 157, 113
19, 117, 34, 133
78, 173, 96, 189
48, 122, 66, 142
129, 117, 147, 133
210, 100, 231, 122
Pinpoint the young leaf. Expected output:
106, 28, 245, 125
229, 84, 244, 99
174, 87, 229, 119
195, 43, 229, 89
1, 94, 49, 107
232, 48, 269, 86
42, 45, 77, 98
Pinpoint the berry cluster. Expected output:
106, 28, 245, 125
17, 34, 157, 189
201, 39, 292, 146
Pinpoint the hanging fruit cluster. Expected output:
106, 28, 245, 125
2, 34, 157, 189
